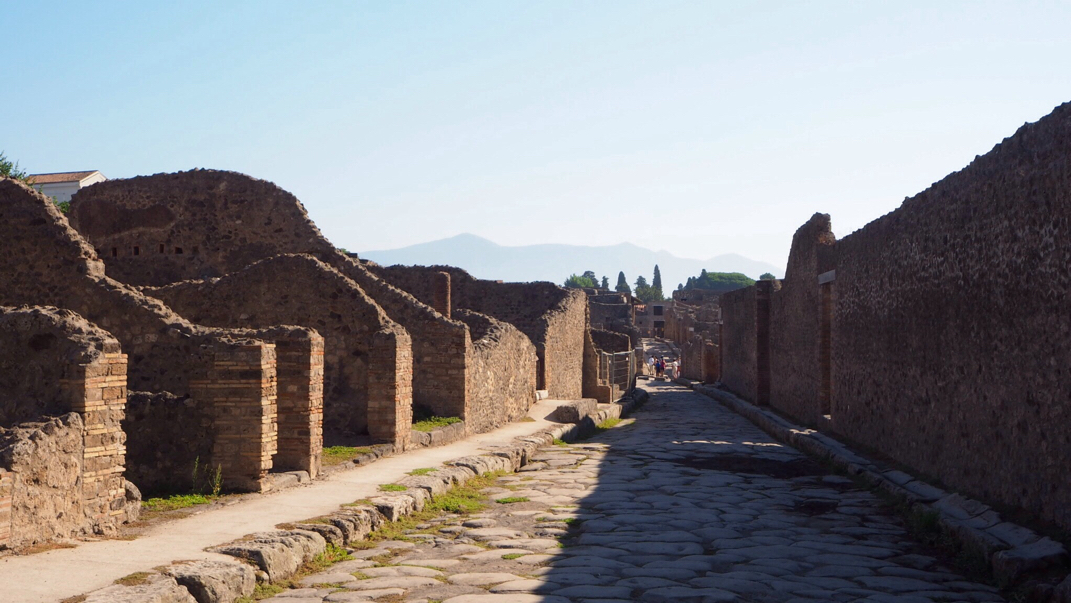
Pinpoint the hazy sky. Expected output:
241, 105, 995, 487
5, 2, 1071, 268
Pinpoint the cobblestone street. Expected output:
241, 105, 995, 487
274, 382, 1006, 603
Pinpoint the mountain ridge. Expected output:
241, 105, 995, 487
359, 233, 783, 289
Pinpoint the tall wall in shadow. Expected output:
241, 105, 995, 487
831, 103, 1071, 530
768, 213, 837, 425
718, 102, 1071, 531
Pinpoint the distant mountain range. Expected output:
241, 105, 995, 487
359, 234, 783, 289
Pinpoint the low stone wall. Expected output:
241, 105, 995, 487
369, 265, 589, 400
455, 310, 537, 433
0, 180, 302, 492
145, 254, 412, 448
68, 170, 464, 435
0, 306, 131, 548
0, 414, 86, 548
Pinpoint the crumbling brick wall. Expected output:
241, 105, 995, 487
0, 306, 130, 548
830, 102, 1071, 530
454, 310, 536, 433
370, 265, 588, 399
69, 170, 462, 430
145, 254, 412, 448
768, 213, 836, 425
0, 179, 301, 492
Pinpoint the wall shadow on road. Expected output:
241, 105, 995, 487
525, 380, 1005, 603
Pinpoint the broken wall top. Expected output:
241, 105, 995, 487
69, 169, 337, 286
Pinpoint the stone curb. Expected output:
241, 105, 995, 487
82, 388, 648, 603
693, 383, 1070, 588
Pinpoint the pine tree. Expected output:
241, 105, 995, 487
600, 276, 609, 289
652, 265, 663, 293
615, 272, 631, 295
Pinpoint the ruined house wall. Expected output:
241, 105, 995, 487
591, 329, 631, 353
830, 103, 1071, 530
370, 265, 588, 399
719, 286, 759, 402
69, 170, 467, 425
0, 415, 86, 548
145, 254, 412, 448
0, 306, 129, 548
454, 310, 536, 433
0, 179, 285, 492
768, 213, 836, 425
123, 392, 213, 495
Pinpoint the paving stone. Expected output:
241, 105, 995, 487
447, 573, 521, 586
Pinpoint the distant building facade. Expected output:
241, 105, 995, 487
29, 171, 107, 204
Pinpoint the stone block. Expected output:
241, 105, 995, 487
84, 573, 197, 603
210, 530, 326, 582
992, 538, 1069, 584
550, 399, 598, 424
163, 560, 255, 603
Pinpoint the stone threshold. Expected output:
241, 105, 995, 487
690, 382, 1071, 594
77, 389, 648, 602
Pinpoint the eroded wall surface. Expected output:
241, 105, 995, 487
70, 170, 464, 427
455, 310, 536, 433
831, 103, 1071, 530
719, 286, 759, 402
768, 213, 836, 425
0, 179, 286, 492
146, 254, 412, 445
370, 265, 588, 399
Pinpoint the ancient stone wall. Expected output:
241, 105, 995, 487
454, 310, 536, 433
829, 103, 1071, 530
145, 254, 412, 448
0, 306, 129, 547
123, 392, 213, 495
0, 414, 86, 548
69, 170, 467, 428
768, 213, 836, 425
719, 286, 759, 402
370, 265, 588, 399
591, 329, 631, 353
0, 179, 291, 492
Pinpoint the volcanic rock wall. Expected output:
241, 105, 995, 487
69, 170, 460, 429
454, 310, 537, 433
0, 179, 307, 492
0, 306, 130, 548
767, 213, 836, 425
368, 265, 588, 400
830, 104, 1071, 530
145, 254, 412, 447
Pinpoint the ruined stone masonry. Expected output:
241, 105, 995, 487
0, 306, 133, 548
717, 101, 1071, 534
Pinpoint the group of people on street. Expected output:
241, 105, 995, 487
648, 354, 677, 379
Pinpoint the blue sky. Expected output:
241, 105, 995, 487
4, 2, 1070, 268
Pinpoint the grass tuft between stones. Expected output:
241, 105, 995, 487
407, 467, 436, 476
113, 571, 152, 586
495, 497, 530, 504
412, 416, 462, 432
322, 446, 373, 466
378, 483, 408, 492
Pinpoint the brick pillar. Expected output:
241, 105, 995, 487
65, 345, 129, 530
192, 341, 278, 492
0, 469, 12, 548
432, 272, 451, 319
367, 329, 413, 451
272, 333, 324, 479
